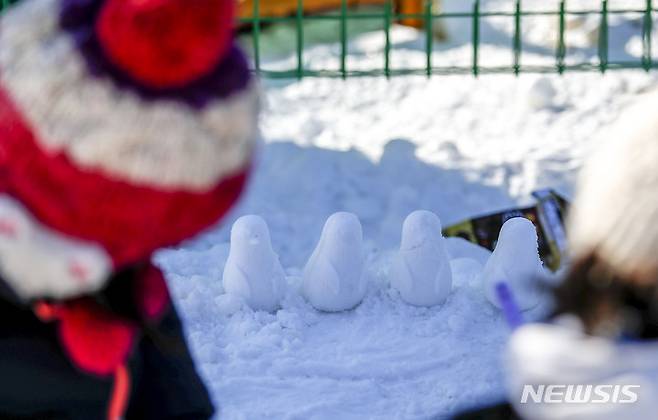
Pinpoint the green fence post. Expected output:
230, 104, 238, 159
384, 0, 392, 79
556, 0, 566, 74
513, 0, 522, 75
425, 0, 433, 77
296, 0, 304, 80
643, 0, 653, 71
472, 0, 480, 76
252, 0, 261, 75
341, 0, 348, 79
598, 0, 608, 73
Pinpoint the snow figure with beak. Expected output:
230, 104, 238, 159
223, 215, 287, 312
482, 217, 544, 311
391, 210, 453, 307
303, 212, 367, 312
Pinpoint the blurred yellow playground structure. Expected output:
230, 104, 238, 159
238, 0, 429, 28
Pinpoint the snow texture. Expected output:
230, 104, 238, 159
154, 0, 658, 417
302, 212, 367, 312
391, 210, 453, 307
223, 215, 286, 312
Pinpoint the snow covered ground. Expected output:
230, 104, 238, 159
155, 1, 658, 418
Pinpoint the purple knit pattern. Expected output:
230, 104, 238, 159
59, 0, 251, 109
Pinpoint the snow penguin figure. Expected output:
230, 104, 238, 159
223, 215, 286, 312
482, 217, 544, 311
391, 210, 452, 306
303, 212, 367, 312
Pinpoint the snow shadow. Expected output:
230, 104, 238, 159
197, 138, 515, 269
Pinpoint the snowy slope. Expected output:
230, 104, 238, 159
156, 1, 658, 418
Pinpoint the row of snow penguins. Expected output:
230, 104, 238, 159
223, 210, 545, 313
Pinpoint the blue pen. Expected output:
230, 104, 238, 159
495, 281, 524, 330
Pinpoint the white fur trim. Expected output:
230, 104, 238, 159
507, 320, 658, 420
0, 0, 257, 191
568, 90, 658, 279
0, 195, 112, 300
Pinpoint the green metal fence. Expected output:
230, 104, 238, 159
0, 0, 15, 10
239, 0, 656, 79
1, 0, 656, 79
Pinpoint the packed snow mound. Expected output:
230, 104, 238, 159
391, 210, 453, 307
157, 213, 553, 419
223, 215, 286, 312
482, 217, 545, 311
303, 212, 367, 312
157, 240, 521, 420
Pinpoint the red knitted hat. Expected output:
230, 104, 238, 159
0, 0, 257, 301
